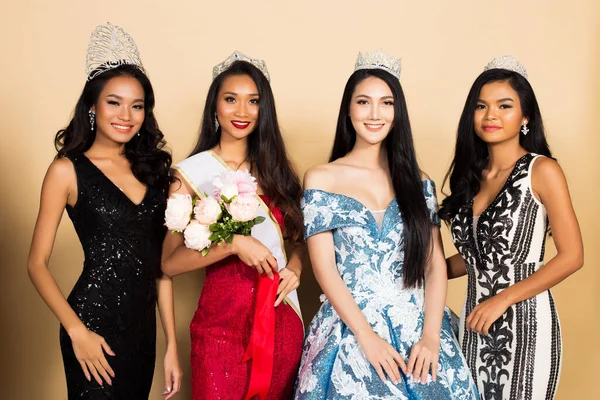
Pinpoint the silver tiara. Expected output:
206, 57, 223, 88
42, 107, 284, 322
483, 55, 528, 79
212, 51, 270, 81
85, 23, 145, 80
354, 50, 402, 79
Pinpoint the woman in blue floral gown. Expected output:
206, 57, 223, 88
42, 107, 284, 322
295, 51, 479, 399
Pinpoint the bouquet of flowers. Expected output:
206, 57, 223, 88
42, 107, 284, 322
164, 170, 265, 255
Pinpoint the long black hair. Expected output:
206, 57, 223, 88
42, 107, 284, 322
331, 69, 431, 288
438, 69, 552, 221
190, 61, 304, 243
55, 64, 172, 191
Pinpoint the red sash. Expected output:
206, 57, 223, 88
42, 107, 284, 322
242, 272, 280, 400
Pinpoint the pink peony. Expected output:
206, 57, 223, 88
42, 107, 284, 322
193, 196, 222, 225
183, 220, 212, 251
213, 170, 257, 200
228, 194, 260, 222
164, 194, 193, 232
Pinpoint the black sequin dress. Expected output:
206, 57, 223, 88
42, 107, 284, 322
59, 154, 166, 399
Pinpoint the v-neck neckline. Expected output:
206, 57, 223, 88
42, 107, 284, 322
81, 153, 149, 207
470, 153, 529, 218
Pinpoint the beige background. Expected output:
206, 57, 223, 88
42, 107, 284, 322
1, 1, 597, 398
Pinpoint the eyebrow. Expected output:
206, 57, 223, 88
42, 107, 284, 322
477, 97, 514, 103
106, 94, 145, 103
355, 94, 394, 100
223, 91, 260, 96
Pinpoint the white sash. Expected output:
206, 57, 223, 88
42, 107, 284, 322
174, 150, 302, 321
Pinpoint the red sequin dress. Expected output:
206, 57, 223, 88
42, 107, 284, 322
190, 196, 304, 400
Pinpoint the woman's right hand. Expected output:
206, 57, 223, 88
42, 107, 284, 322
357, 330, 407, 385
69, 326, 115, 386
231, 235, 278, 279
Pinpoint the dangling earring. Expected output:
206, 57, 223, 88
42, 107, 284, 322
521, 122, 529, 136
214, 114, 220, 131
88, 110, 96, 131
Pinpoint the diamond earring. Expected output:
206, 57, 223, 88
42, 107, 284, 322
214, 114, 220, 131
521, 122, 529, 136
88, 110, 96, 131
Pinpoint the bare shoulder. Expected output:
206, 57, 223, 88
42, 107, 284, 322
531, 156, 569, 203
420, 170, 431, 180
45, 157, 76, 184
532, 156, 564, 177
532, 156, 564, 181
303, 164, 341, 191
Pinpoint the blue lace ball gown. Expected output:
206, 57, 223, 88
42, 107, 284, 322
295, 180, 479, 399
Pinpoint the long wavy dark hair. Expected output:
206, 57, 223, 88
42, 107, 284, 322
55, 64, 172, 191
438, 69, 552, 221
331, 69, 431, 288
190, 61, 304, 243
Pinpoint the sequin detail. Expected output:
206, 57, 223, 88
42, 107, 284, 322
190, 195, 303, 399
59, 154, 166, 399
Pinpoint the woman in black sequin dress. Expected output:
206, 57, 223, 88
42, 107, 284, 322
27, 24, 181, 400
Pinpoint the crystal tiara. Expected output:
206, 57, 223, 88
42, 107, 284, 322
354, 50, 402, 79
483, 55, 528, 79
85, 22, 145, 81
212, 50, 270, 81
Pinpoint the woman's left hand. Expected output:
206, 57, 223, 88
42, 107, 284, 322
407, 333, 440, 384
162, 346, 182, 399
274, 266, 300, 307
466, 294, 512, 336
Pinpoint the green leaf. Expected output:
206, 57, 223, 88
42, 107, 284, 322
254, 216, 266, 224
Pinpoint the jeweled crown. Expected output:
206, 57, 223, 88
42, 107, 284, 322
483, 55, 528, 79
354, 50, 402, 79
212, 51, 270, 81
85, 23, 145, 81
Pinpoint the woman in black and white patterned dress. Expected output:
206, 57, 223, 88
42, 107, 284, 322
438, 56, 583, 400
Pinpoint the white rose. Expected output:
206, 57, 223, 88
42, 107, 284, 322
183, 220, 212, 251
220, 183, 239, 201
228, 194, 260, 222
165, 193, 193, 232
193, 196, 222, 225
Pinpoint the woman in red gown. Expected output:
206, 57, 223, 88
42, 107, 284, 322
161, 52, 304, 399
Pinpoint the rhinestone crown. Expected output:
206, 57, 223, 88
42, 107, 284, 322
85, 23, 144, 80
354, 50, 402, 79
212, 51, 270, 81
483, 55, 528, 79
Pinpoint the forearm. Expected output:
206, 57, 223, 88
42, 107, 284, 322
162, 241, 235, 277
285, 243, 305, 276
28, 263, 86, 334
422, 267, 446, 338
446, 253, 467, 279
498, 253, 582, 306
156, 275, 177, 348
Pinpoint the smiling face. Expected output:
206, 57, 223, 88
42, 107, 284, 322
474, 80, 528, 145
91, 75, 145, 145
349, 76, 395, 146
215, 74, 260, 141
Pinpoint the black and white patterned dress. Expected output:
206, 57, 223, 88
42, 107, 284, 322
450, 154, 562, 400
